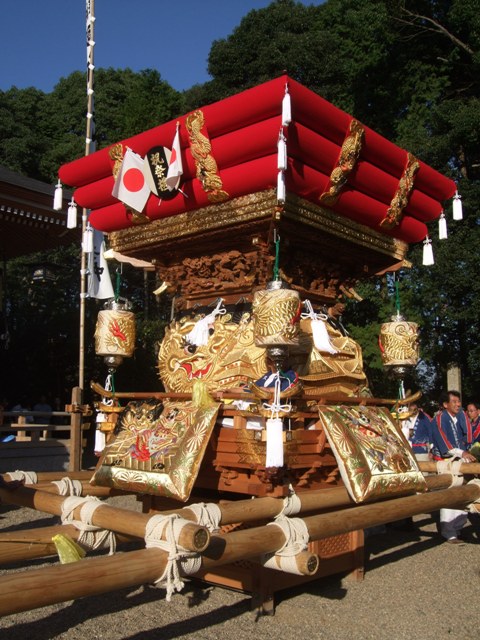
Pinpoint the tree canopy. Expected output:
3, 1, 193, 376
1, 0, 479, 407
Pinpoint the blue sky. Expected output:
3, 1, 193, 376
1, 0, 324, 94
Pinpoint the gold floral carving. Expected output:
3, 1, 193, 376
380, 153, 420, 229
319, 119, 364, 206
186, 110, 229, 203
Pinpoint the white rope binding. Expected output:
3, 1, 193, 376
145, 514, 202, 602
6, 470, 38, 484
60, 496, 117, 555
262, 514, 310, 575
466, 478, 480, 514
186, 502, 222, 532
52, 477, 84, 496
436, 457, 464, 487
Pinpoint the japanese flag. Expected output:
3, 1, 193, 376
166, 126, 183, 191
112, 148, 150, 212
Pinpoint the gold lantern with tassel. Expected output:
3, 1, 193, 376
94, 298, 136, 371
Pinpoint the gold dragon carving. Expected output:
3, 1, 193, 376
185, 110, 229, 203
319, 119, 364, 207
380, 152, 420, 229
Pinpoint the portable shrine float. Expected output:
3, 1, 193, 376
1, 75, 479, 617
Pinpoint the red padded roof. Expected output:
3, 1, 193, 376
59, 75, 455, 244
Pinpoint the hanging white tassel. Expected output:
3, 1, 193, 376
438, 211, 448, 240
277, 130, 287, 170
266, 417, 284, 467
422, 236, 434, 266
186, 298, 226, 346
452, 191, 463, 220
282, 84, 291, 126
277, 170, 286, 204
94, 429, 106, 456
67, 199, 78, 229
301, 300, 337, 353
82, 224, 94, 253
53, 180, 63, 210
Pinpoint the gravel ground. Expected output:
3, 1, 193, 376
0, 493, 479, 640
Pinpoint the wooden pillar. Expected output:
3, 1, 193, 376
68, 387, 83, 472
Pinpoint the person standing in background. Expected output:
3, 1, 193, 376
431, 390, 476, 544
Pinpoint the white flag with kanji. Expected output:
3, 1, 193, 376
88, 229, 114, 299
112, 148, 150, 212
166, 126, 183, 191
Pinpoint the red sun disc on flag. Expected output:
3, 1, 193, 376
123, 167, 145, 192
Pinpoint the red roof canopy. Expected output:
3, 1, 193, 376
59, 75, 455, 244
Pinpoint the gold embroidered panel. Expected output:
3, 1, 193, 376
91, 399, 219, 501
316, 405, 426, 503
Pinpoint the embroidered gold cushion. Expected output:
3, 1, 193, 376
91, 398, 219, 502
317, 404, 427, 503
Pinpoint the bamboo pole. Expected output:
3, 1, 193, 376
1, 481, 478, 617
0, 486, 209, 553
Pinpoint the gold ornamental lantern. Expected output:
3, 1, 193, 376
94, 298, 136, 371
379, 313, 419, 381
252, 279, 301, 372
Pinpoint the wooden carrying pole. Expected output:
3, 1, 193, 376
0, 474, 458, 566
159, 473, 458, 526
0, 525, 134, 565
0, 481, 479, 616
2, 471, 94, 483
0, 485, 209, 553
418, 460, 480, 475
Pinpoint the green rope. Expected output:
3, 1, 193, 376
273, 232, 280, 281
115, 269, 121, 303
395, 279, 401, 315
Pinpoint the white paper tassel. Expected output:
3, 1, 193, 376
301, 300, 337, 353
438, 212, 448, 240
452, 191, 463, 220
53, 180, 63, 210
265, 417, 284, 467
277, 170, 286, 204
422, 236, 434, 266
82, 224, 94, 253
311, 318, 338, 354
186, 298, 226, 347
67, 199, 78, 229
282, 85, 291, 126
277, 130, 287, 170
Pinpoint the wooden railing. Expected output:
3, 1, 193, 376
0, 388, 92, 472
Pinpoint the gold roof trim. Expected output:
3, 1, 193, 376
109, 189, 407, 262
